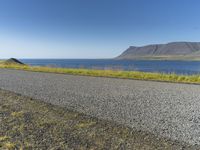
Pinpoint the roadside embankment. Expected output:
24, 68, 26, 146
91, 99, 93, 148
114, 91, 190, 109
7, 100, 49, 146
0, 60, 200, 84
0, 89, 196, 149
0, 69, 200, 145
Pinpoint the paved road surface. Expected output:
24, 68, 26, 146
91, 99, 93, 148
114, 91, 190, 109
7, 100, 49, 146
0, 69, 200, 145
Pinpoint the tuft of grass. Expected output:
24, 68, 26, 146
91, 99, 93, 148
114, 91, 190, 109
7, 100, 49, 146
0, 62, 200, 84
11, 111, 24, 118
0, 136, 9, 142
76, 121, 96, 129
3, 142, 16, 149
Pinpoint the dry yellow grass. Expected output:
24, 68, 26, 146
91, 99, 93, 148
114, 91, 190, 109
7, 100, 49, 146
3, 142, 16, 149
0, 62, 200, 84
11, 111, 24, 118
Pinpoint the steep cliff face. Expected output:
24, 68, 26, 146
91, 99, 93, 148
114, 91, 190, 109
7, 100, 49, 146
117, 42, 200, 59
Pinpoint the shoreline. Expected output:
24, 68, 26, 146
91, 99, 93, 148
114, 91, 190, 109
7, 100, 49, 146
0, 63, 200, 84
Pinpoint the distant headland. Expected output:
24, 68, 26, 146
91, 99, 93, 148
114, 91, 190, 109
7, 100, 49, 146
116, 42, 200, 60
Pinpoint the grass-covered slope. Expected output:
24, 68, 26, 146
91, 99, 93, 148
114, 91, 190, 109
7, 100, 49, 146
0, 89, 196, 149
0, 61, 200, 84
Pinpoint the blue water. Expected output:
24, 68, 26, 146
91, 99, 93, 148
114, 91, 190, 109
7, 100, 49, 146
20, 59, 200, 75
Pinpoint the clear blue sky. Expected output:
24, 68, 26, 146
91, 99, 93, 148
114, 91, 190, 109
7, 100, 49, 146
0, 0, 200, 58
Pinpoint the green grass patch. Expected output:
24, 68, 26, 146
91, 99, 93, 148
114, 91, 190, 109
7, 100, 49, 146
0, 62, 200, 84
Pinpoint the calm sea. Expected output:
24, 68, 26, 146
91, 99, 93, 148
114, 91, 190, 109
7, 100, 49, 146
20, 59, 200, 75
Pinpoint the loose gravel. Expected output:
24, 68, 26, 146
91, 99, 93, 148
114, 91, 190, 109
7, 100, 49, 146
2, 89, 195, 149
0, 69, 200, 145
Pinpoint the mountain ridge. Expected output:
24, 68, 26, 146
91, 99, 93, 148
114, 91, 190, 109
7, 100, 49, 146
116, 42, 200, 60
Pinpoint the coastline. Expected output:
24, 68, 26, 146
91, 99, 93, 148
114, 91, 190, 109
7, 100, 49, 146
0, 63, 200, 84
115, 56, 200, 61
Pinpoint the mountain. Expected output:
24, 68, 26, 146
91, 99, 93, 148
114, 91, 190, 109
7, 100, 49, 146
116, 42, 200, 60
3, 58, 24, 65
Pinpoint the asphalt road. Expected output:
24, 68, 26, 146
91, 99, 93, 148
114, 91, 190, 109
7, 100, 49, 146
0, 69, 200, 145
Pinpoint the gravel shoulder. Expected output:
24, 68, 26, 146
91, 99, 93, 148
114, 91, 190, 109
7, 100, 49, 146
0, 89, 197, 149
0, 69, 200, 146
